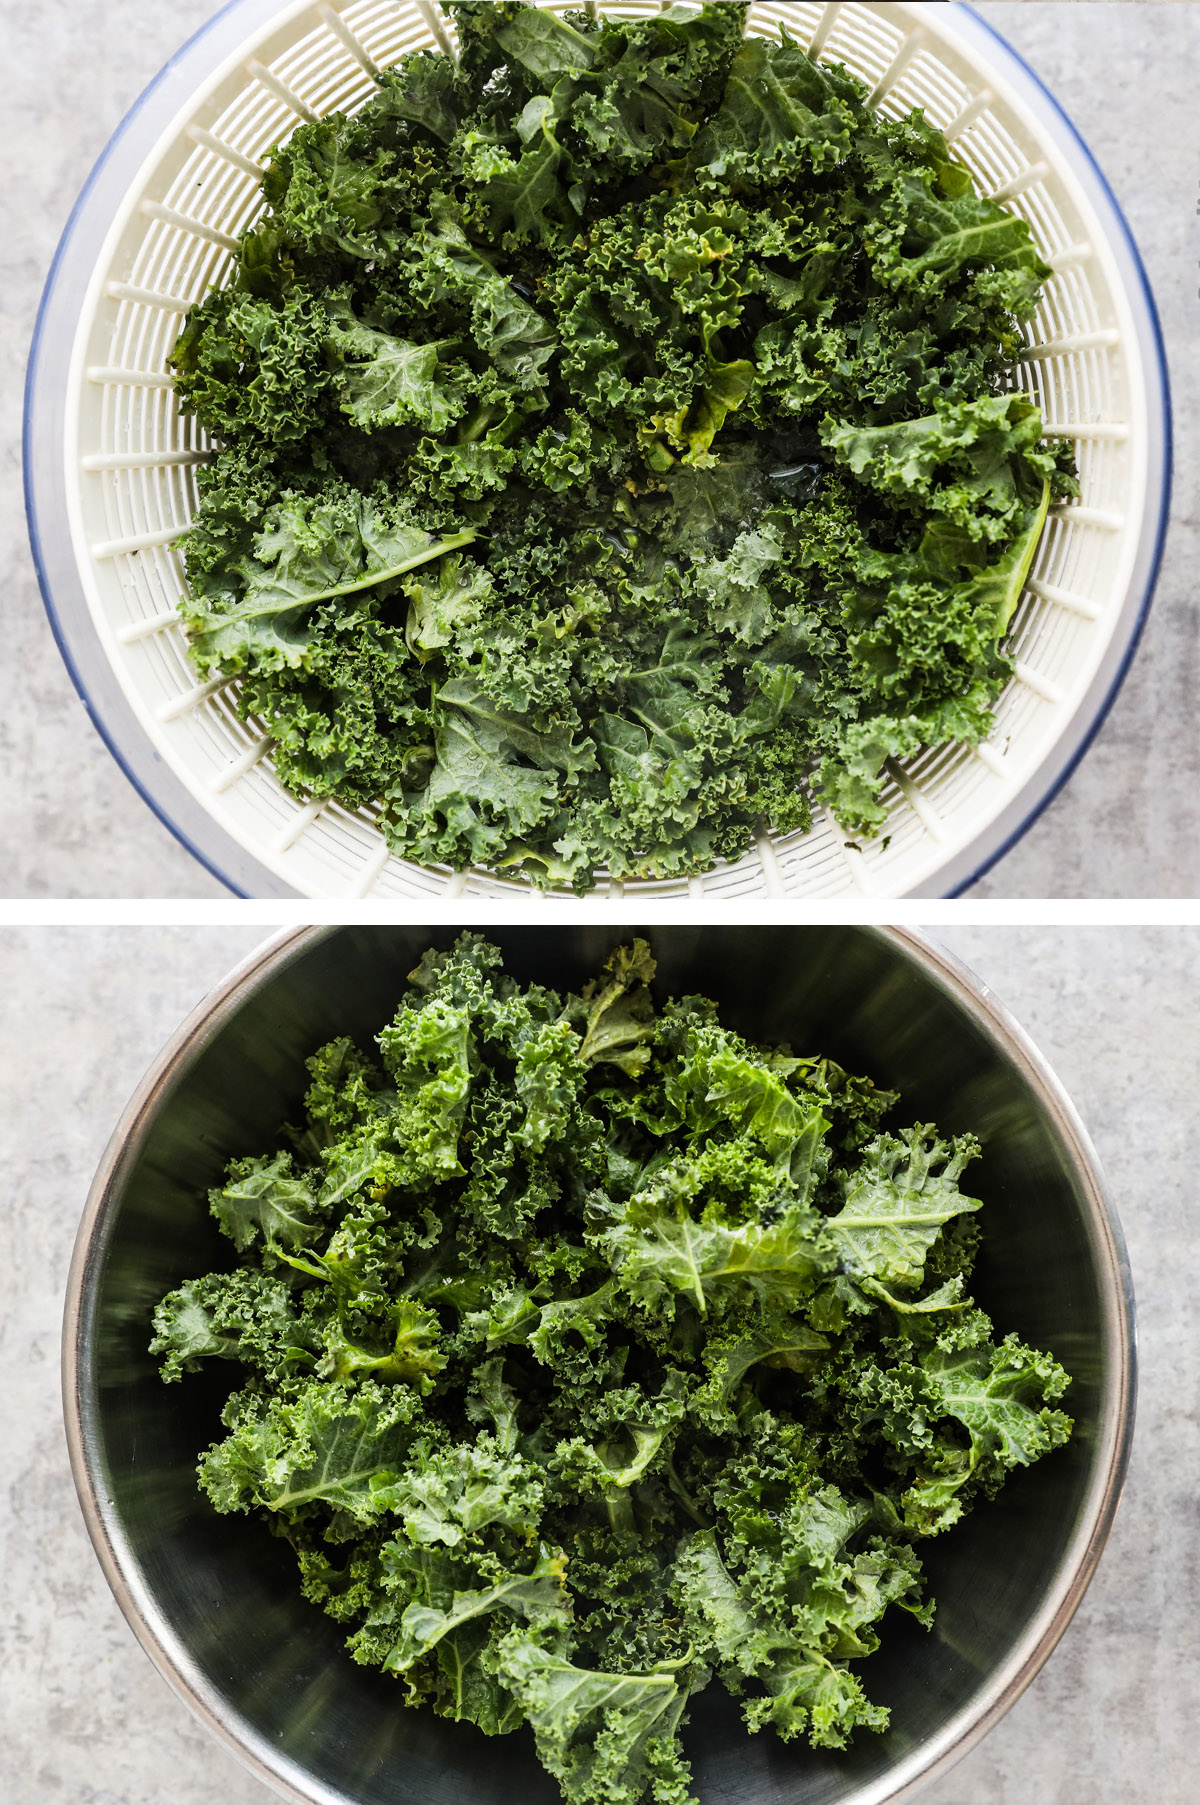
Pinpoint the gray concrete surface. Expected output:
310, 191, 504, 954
1, 3, 1196, 898
1, 925, 1197, 1803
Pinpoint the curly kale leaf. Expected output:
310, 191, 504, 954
381, 1549, 570, 1677
689, 1310, 829, 1434
371, 1439, 546, 1547
325, 304, 467, 434
692, 31, 859, 171
171, 288, 332, 442
321, 1296, 447, 1392
578, 939, 658, 1077
209, 1150, 322, 1253
821, 1127, 982, 1289
900, 1334, 1074, 1533
494, 1637, 702, 1805
200, 1379, 424, 1526
673, 1495, 927, 1750
822, 395, 1054, 543
598, 1180, 830, 1316
150, 1270, 310, 1383
184, 483, 476, 676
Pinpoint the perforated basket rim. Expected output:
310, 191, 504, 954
25, 0, 1172, 900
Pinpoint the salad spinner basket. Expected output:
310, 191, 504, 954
26, 0, 1170, 900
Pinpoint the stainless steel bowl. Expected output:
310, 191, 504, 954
64, 927, 1135, 1805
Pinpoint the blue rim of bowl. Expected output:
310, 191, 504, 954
24, 0, 1173, 901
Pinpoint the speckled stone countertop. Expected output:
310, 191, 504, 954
1, 925, 1196, 1802
2, 2, 1197, 898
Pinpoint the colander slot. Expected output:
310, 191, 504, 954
884, 765, 948, 843
884, 48, 971, 138
92, 525, 187, 559
803, 3, 907, 92
348, 838, 393, 897
209, 85, 292, 167
1042, 422, 1131, 441
807, 3, 844, 60
833, 834, 873, 896
1015, 329, 1120, 362
753, 834, 786, 899
942, 88, 994, 144
88, 367, 173, 386
1046, 242, 1093, 269
317, 803, 391, 888
1049, 504, 1124, 531
971, 742, 1008, 778
106, 282, 192, 312
161, 142, 261, 237
185, 123, 264, 179
1026, 579, 1103, 623
1012, 662, 1066, 706
181, 684, 270, 794
411, 0, 455, 58
277, 23, 378, 119
139, 200, 240, 254
83, 450, 206, 471
795, 811, 872, 897
912, 742, 1002, 842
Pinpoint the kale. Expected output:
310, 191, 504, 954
151, 937, 1073, 1805
164, 1, 1068, 888
171, 2, 1075, 889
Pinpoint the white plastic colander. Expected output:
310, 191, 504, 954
26, 0, 1170, 899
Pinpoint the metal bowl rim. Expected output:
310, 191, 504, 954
62, 924, 1137, 1805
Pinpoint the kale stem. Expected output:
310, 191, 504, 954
665, 1459, 709, 1529
605, 1487, 637, 1538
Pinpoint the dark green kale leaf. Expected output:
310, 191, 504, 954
200, 1377, 425, 1527
208, 1150, 323, 1252
691, 30, 860, 172
379, 1549, 571, 1679
150, 1269, 311, 1383
183, 481, 477, 676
